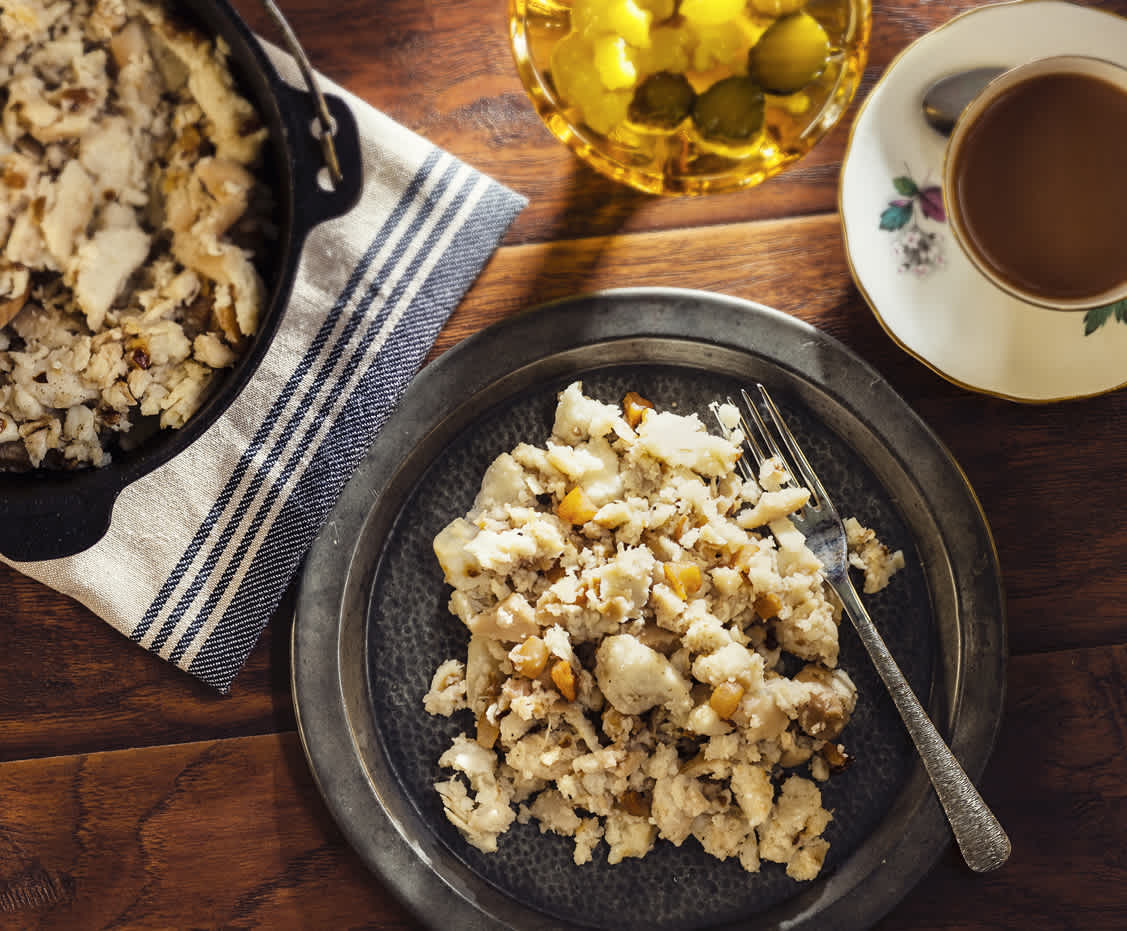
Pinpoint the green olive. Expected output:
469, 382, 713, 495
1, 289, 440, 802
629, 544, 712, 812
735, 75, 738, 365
690, 75, 765, 145
749, 12, 831, 95
628, 71, 696, 130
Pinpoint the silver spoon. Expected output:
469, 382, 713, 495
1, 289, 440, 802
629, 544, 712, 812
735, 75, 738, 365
922, 66, 1007, 135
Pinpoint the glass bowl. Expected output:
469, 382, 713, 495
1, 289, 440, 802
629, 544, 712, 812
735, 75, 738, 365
509, 0, 871, 195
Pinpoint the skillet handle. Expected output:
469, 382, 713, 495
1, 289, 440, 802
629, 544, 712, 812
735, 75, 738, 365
0, 494, 114, 562
281, 86, 364, 232
260, 0, 344, 186
256, 0, 362, 227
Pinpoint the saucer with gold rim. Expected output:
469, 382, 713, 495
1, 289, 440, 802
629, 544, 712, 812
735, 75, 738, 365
840, 0, 1127, 403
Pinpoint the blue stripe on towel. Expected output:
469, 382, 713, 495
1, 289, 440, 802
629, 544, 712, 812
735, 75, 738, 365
189, 181, 524, 691
148, 157, 464, 656
144, 155, 456, 654
165, 168, 477, 664
131, 148, 445, 646
146, 157, 466, 659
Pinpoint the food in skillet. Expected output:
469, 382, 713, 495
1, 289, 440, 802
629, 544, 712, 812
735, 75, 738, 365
0, 0, 274, 469
424, 383, 903, 879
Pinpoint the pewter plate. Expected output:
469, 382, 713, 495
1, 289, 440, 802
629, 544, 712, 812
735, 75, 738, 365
292, 288, 1006, 930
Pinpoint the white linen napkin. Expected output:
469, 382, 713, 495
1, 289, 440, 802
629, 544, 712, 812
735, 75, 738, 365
3, 46, 526, 692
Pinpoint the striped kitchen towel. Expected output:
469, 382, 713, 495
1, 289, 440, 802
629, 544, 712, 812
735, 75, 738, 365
4, 49, 526, 692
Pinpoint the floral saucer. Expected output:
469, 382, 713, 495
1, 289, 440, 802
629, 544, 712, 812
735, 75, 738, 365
840, 0, 1127, 402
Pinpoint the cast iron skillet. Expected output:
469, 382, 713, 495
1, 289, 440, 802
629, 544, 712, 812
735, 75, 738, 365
0, 0, 363, 562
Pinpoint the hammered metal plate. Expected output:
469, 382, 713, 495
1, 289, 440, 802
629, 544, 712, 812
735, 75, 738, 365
293, 288, 1006, 930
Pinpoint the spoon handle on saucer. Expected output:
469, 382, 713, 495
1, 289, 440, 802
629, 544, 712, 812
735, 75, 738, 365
922, 65, 1007, 135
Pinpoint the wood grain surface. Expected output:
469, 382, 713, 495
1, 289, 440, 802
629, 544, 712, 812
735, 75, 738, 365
4, 0, 1127, 928
2, 645, 1124, 929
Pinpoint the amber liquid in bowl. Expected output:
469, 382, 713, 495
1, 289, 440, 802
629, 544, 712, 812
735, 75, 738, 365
951, 71, 1127, 302
510, 0, 871, 195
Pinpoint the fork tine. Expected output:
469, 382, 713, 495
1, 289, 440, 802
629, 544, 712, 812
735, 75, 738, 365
754, 383, 830, 511
733, 403, 771, 471
708, 400, 759, 482
736, 388, 788, 479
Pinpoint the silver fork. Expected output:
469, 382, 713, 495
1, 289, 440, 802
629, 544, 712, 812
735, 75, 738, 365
710, 384, 1011, 873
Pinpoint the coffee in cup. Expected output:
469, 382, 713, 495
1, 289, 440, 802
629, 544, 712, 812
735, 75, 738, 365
943, 55, 1127, 310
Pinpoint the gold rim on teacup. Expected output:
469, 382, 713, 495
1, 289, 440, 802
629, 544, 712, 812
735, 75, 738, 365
941, 54, 1127, 312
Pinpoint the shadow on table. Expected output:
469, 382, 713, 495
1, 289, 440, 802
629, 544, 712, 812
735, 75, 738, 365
508, 156, 653, 312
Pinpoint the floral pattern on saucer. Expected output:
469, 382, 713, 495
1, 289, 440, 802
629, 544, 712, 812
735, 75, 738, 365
1084, 300, 1127, 336
879, 173, 946, 278
872, 171, 1124, 336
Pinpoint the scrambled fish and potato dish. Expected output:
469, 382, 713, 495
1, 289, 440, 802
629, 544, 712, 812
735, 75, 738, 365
0, 0, 273, 468
425, 382, 903, 881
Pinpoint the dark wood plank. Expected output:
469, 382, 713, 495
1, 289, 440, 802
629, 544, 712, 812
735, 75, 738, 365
0, 644, 1122, 929
229, 0, 1127, 244
0, 733, 415, 930
879, 644, 1127, 930
0, 567, 295, 763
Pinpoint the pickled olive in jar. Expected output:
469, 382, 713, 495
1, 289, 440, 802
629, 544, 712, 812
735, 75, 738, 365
691, 75, 765, 144
749, 12, 831, 95
628, 71, 696, 128
511, 0, 868, 193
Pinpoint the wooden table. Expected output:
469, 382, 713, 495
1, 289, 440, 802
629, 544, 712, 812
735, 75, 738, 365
4, 0, 1127, 927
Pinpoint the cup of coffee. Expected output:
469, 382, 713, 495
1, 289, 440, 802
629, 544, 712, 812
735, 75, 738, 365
942, 55, 1127, 310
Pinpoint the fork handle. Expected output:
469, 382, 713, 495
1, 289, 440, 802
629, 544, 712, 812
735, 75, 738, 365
835, 576, 1011, 872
